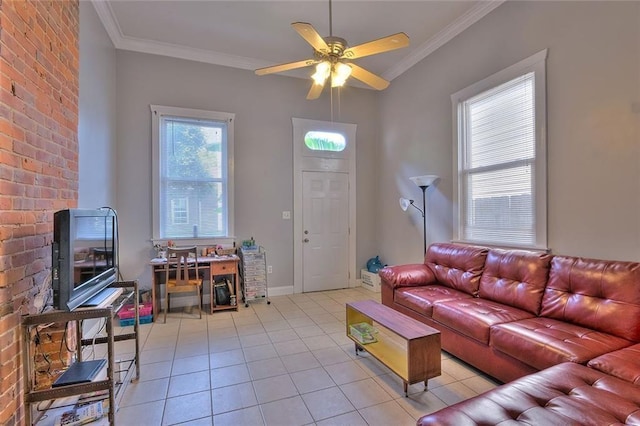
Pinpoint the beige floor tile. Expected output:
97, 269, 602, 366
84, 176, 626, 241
261, 395, 314, 426
312, 346, 351, 366
324, 361, 369, 385
167, 370, 210, 397
340, 378, 393, 409
236, 323, 265, 336
302, 334, 339, 351
316, 410, 367, 426
162, 389, 211, 425
358, 400, 415, 426
430, 381, 478, 406
140, 347, 175, 364
120, 377, 169, 407
261, 320, 292, 332
212, 405, 264, 426
174, 341, 209, 359
138, 360, 173, 382
253, 373, 298, 404
242, 343, 278, 362
211, 382, 257, 414
209, 348, 245, 368
115, 399, 164, 425
302, 386, 355, 421
233, 314, 261, 326
247, 357, 287, 380
286, 316, 316, 327
291, 367, 336, 394
281, 351, 321, 373
209, 336, 241, 353
293, 324, 326, 338
207, 318, 235, 329
171, 353, 209, 376
441, 357, 479, 381
395, 391, 448, 420
267, 328, 299, 343
208, 326, 237, 339
460, 374, 500, 394
273, 338, 309, 356
210, 364, 251, 389
353, 356, 391, 378
239, 332, 271, 348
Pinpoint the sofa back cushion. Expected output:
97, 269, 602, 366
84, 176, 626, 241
478, 249, 551, 315
541, 256, 640, 342
425, 243, 489, 296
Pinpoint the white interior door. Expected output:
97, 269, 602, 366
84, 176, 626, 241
302, 171, 349, 292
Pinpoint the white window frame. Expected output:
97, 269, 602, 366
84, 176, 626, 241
451, 49, 548, 250
151, 105, 235, 243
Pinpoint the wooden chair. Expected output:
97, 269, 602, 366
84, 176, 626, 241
164, 246, 203, 322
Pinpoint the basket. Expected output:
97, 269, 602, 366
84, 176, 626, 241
117, 302, 153, 320
216, 248, 236, 256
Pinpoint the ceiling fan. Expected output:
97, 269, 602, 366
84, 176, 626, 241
255, 0, 409, 100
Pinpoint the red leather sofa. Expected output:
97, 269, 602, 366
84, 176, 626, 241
379, 243, 640, 424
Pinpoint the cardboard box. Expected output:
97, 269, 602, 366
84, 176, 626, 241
361, 269, 381, 292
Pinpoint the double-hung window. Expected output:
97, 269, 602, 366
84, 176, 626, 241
151, 105, 234, 240
452, 50, 547, 249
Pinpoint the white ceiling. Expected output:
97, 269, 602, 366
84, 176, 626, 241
92, 0, 504, 87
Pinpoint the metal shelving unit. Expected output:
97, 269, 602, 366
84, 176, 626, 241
22, 281, 140, 425
239, 247, 270, 307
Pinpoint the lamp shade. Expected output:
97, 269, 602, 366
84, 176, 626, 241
399, 198, 412, 211
409, 175, 439, 188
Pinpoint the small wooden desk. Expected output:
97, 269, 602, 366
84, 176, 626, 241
150, 255, 240, 319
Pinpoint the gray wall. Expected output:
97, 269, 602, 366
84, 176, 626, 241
378, 0, 640, 264
114, 51, 380, 291
78, 2, 117, 209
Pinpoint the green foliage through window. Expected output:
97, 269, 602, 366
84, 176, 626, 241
304, 131, 346, 152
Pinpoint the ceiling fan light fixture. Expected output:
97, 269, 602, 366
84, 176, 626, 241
312, 61, 331, 85
331, 62, 352, 87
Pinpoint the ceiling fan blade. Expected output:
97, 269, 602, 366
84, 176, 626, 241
349, 63, 390, 90
255, 58, 318, 76
292, 22, 330, 54
306, 82, 325, 100
342, 32, 409, 60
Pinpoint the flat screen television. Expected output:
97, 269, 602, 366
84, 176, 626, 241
52, 208, 118, 311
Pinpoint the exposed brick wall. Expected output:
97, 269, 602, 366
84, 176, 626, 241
0, 1, 79, 424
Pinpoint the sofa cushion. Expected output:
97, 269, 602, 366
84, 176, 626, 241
432, 298, 534, 343
478, 248, 551, 315
425, 243, 489, 296
417, 362, 640, 426
490, 317, 632, 370
588, 343, 640, 385
541, 256, 640, 342
395, 286, 471, 317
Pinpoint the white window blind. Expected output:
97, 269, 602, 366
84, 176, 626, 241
151, 106, 235, 240
453, 50, 547, 249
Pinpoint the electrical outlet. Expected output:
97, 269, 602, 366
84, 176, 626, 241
267, 265, 273, 274
282, 211, 291, 220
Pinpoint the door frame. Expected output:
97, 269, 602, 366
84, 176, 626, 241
292, 117, 357, 294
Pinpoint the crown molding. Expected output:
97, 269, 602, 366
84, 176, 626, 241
92, 0, 505, 82
383, 0, 506, 81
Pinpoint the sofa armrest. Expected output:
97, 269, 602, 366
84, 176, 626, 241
379, 264, 435, 289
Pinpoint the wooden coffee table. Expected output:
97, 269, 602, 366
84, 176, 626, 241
346, 300, 441, 396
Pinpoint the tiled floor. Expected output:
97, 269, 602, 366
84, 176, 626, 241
113, 287, 500, 425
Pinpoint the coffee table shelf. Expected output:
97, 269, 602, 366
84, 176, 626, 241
346, 300, 441, 396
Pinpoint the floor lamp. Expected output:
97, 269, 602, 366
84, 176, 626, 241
399, 175, 438, 255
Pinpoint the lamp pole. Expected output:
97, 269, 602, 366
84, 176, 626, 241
408, 175, 438, 257
419, 185, 427, 255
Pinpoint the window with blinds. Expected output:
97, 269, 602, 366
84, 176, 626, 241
151, 106, 235, 240
453, 50, 547, 248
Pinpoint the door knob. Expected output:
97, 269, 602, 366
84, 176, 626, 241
304, 230, 309, 235
303, 238, 309, 243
